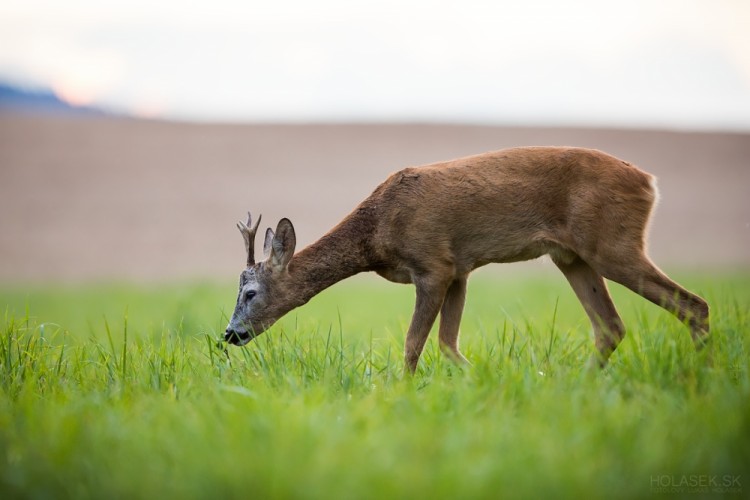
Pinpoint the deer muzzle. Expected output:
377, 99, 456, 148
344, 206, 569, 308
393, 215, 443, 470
224, 327, 253, 346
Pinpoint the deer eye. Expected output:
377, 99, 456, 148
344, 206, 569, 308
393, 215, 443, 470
245, 290, 257, 302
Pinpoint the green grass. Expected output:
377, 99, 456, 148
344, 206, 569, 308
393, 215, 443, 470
1, 270, 749, 499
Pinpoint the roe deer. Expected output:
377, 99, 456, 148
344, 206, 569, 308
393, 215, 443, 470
224, 147, 709, 372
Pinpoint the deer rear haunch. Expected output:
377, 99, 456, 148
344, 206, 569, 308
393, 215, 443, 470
224, 146, 710, 373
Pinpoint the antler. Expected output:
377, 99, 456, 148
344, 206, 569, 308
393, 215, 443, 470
237, 211, 262, 267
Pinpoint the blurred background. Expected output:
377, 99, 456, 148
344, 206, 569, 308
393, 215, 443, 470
1, 0, 748, 283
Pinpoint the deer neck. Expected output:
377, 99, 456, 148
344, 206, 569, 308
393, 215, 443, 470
285, 212, 375, 307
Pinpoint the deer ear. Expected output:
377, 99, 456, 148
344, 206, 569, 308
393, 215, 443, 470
263, 228, 274, 257
270, 218, 296, 270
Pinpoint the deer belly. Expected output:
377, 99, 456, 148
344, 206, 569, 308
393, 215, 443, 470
375, 267, 413, 284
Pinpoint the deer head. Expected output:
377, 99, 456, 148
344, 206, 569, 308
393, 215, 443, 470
224, 212, 297, 345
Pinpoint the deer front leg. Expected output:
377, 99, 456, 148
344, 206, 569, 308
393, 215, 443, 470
438, 277, 470, 365
404, 276, 451, 374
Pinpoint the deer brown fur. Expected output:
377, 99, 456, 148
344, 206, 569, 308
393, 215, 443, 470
225, 146, 710, 373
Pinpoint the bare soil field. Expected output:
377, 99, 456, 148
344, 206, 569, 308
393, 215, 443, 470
0, 113, 748, 283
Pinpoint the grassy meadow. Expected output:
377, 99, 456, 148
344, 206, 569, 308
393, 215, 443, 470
1, 270, 748, 499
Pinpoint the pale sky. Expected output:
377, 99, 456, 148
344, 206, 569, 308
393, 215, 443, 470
2, 0, 750, 130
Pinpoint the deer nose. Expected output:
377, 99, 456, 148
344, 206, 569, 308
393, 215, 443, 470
224, 328, 250, 345
224, 328, 239, 343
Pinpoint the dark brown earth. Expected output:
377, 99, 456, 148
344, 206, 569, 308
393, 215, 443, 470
0, 112, 748, 283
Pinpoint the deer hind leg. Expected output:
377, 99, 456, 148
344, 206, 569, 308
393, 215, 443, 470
404, 274, 451, 374
438, 276, 470, 365
592, 253, 710, 349
554, 256, 626, 368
